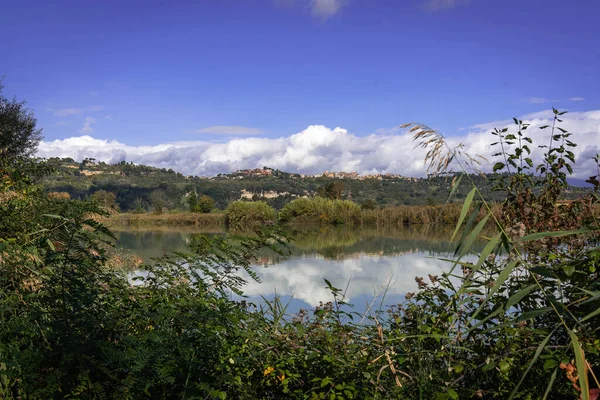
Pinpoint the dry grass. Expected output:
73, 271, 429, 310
403, 122, 486, 174
360, 203, 501, 228
104, 246, 144, 271
105, 204, 500, 230
106, 212, 225, 228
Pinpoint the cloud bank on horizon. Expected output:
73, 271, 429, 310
37, 109, 600, 179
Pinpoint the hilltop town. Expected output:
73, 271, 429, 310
217, 166, 419, 182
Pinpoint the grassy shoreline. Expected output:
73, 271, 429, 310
106, 211, 226, 227
106, 202, 500, 229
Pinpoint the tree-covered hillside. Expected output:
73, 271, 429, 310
41, 157, 590, 212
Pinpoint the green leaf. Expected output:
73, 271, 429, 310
466, 305, 505, 333
454, 202, 482, 257
521, 228, 593, 242
516, 307, 552, 322
457, 214, 490, 259
505, 284, 537, 309
447, 388, 459, 400
447, 174, 463, 202
564, 264, 575, 276
42, 213, 67, 220
569, 331, 589, 400
542, 367, 558, 400
543, 359, 558, 371
508, 330, 554, 399
321, 377, 333, 388
46, 239, 55, 251
529, 266, 559, 280
581, 306, 600, 322
474, 232, 502, 270
493, 162, 505, 172
451, 187, 476, 242
481, 361, 495, 372
472, 259, 519, 320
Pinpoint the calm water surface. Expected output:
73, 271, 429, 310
115, 225, 475, 313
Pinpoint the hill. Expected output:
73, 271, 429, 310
41, 157, 590, 212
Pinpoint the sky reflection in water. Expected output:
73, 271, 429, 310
115, 226, 478, 313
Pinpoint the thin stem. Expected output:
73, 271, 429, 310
498, 130, 512, 176
544, 114, 557, 181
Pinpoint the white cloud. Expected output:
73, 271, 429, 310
242, 252, 452, 306
423, 0, 470, 12
54, 108, 83, 117
36, 109, 600, 179
468, 119, 512, 132
310, 0, 346, 18
525, 96, 586, 104
79, 117, 95, 134
526, 97, 549, 104
192, 125, 265, 135
54, 105, 103, 117
274, 0, 346, 18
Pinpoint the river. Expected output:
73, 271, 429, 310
114, 225, 475, 315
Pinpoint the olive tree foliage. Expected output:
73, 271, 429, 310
0, 80, 43, 160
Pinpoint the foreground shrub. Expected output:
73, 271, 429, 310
404, 110, 600, 399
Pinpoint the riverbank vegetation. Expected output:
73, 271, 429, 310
108, 210, 225, 227
1, 86, 599, 398
105, 200, 498, 229
279, 197, 362, 225
225, 200, 278, 229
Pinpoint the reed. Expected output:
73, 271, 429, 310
106, 202, 501, 229
279, 197, 500, 227
225, 201, 277, 229
360, 203, 501, 227
279, 197, 361, 225
106, 211, 225, 227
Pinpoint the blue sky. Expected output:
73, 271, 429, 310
2, 0, 599, 177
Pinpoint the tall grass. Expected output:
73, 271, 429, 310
279, 197, 361, 225
360, 203, 501, 227
108, 203, 499, 229
225, 200, 277, 229
279, 197, 500, 227
107, 211, 225, 227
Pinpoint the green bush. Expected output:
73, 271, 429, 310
225, 200, 277, 228
197, 195, 215, 213
279, 197, 361, 225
